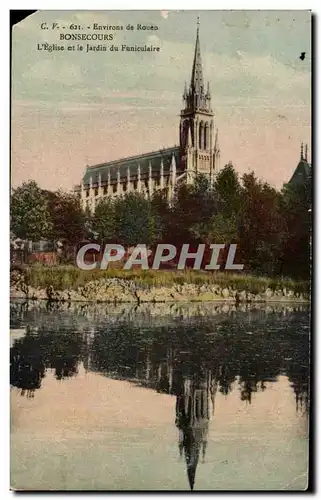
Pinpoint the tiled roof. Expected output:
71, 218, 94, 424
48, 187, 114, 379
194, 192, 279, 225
83, 146, 180, 185
288, 159, 311, 186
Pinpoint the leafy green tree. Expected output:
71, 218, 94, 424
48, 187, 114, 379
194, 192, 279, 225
238, 172, 286, 275
113, 192, 156, 247
280, 176, 311, 279
11, 181, 52, 241
206, 213, 238, 243
91, 197, 116, 242
150, 191, 171, 243
171, 174, 218, 243
45, 190, 87, 245
214, 162, 242, 216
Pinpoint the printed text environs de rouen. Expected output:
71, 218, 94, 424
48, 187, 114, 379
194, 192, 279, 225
37, 22, 161, 53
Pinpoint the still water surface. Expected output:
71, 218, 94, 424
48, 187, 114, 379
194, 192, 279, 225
10, 301, 310, 491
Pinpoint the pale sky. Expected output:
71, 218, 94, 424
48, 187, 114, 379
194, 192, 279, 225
11, 10, 311, 191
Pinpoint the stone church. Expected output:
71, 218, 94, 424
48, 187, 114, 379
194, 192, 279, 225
77, 22, 221, 212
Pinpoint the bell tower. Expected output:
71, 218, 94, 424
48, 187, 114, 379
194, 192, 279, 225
180, 18, 219, 185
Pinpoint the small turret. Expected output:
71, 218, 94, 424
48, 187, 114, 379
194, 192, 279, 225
117, 168, 121, 195
183, 81, 188, 101
127, 166, 131, 191
148, 161, 153, 196
205, 81, 211, 100
137, 163, 141, 193
213, 128, 220, 153
187, 124, 193, 148
171, 154, 177, 185
107, 170, 111, 191
160, 159, 164, 189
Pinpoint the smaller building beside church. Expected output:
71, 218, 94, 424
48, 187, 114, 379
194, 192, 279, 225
288, 143, 311, 186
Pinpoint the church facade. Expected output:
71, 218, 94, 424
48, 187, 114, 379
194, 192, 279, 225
77, 23, 221, 212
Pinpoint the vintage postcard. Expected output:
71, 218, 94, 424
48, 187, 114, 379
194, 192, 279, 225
10, 10, 311, 491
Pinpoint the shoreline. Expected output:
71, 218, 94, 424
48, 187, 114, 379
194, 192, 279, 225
10, 297, 310, 331
10, 281, 309, 305
10, 266, 310, 305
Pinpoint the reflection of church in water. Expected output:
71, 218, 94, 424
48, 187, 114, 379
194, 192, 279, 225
134, 350, 218, 491
10, 303, 310, 491
175, 373, 217, 490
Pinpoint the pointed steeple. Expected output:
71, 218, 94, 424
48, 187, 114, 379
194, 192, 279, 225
183, 81, 188, 100
305, 143, 308, 162
300, 142, 304, 160
191, 17, 204, 94
206, 81, 211, 99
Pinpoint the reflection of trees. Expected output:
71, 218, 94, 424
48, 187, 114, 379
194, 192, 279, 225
88, 314, 309, 414
10, 327, 45, 397
284, 319, 310, 415
38, 328, 82, 381
10, 325, 83, 395
10, 307, 310, 490
10, 309, 310, 410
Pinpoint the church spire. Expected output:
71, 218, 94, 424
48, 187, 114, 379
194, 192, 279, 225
300, 142, 304, 160
182, 17, 211, 113
190, 17, 204, 94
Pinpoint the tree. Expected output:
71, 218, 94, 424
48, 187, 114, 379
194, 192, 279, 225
280, 176, 311, 279
150, 191, 171, 243
45, 190, 87, 245
171, 174, 218, 243
214, 162, 242, 216
238, 172, 286, 275
91, 197, 116, 242
11, 181, 52, 241
113, 192, 156, 247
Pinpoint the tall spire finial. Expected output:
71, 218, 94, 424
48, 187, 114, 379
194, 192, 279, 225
183, 81, 188, 100
305, 143, 308, 162
190, 16, 204, 93
300, 142, 304, 160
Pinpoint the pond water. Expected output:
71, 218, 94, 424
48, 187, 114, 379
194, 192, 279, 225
10, 301, 310, 491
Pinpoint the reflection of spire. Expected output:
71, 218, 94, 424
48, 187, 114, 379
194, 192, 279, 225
175, 371, 217, 490
156, 350, 173, 394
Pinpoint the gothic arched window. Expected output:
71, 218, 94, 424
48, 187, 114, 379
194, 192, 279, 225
199, 122, 204, 150
204, 123, 209, 150
182, 120, 189, 148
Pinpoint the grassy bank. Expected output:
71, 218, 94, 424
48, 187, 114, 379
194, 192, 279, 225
14, 264, 310, 296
